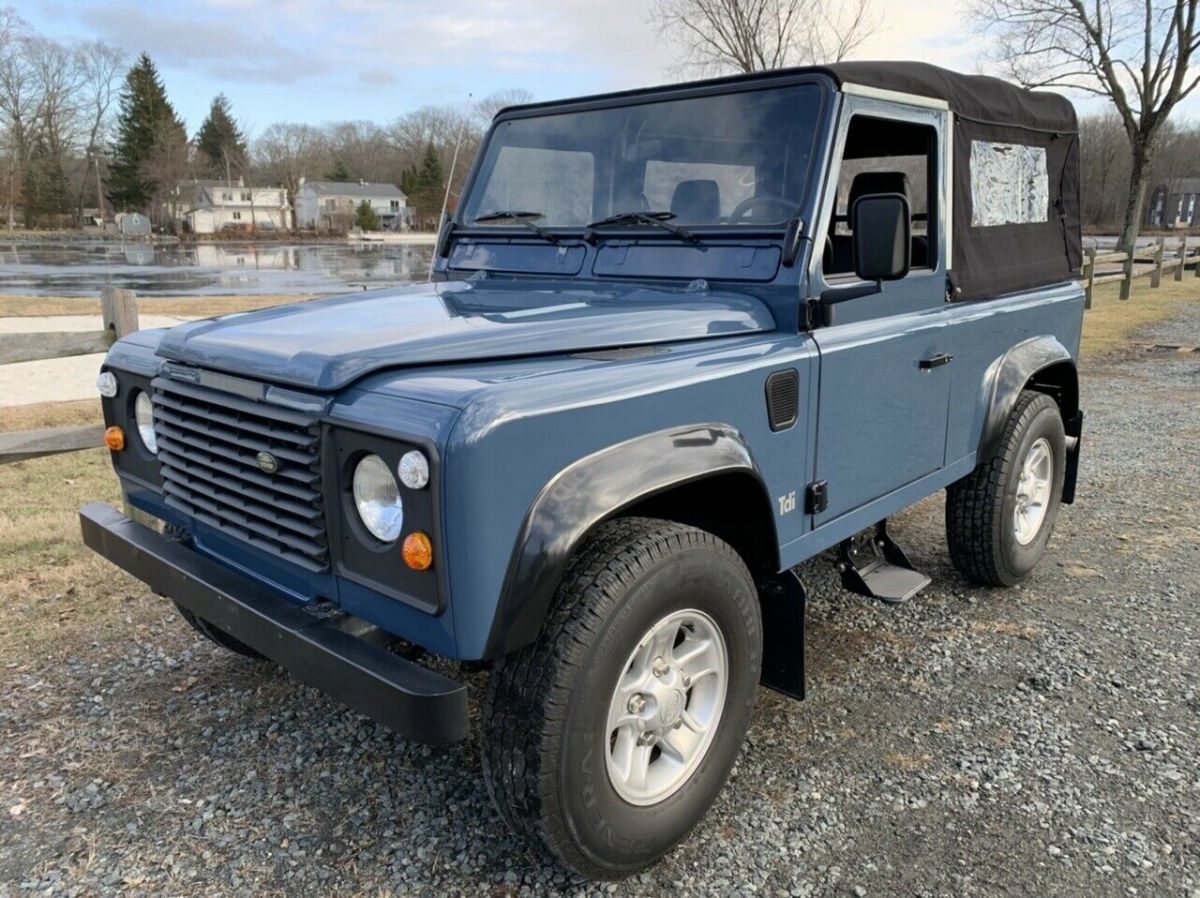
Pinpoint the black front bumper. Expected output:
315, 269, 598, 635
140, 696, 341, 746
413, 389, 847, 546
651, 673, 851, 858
79, 502, 469, 744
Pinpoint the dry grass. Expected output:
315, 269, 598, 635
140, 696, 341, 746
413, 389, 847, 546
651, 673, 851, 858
0, 447, 138, 654
1082, 276, 1200, 357
2, 398, 103, 430
0, 293, 314, 317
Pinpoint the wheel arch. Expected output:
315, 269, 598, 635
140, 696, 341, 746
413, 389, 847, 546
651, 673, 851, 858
482, 424, 779, 659
978, 336, 1079, 462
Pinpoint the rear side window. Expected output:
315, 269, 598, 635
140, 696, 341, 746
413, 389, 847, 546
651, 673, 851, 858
473, 145, 596, 226
969, 141, 1048, 226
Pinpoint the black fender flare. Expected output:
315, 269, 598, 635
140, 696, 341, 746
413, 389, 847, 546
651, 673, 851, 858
482, 423, 776, 659
977, 335, 1078, 462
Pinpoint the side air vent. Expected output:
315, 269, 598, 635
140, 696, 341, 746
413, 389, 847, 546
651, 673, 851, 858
765, 369, 800, 432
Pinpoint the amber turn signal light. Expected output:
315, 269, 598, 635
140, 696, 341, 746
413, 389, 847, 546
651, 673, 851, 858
402, 531, 433, 570
104, 425, 126, 452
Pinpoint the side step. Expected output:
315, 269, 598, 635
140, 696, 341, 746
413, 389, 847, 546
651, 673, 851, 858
837, 521, 930, 605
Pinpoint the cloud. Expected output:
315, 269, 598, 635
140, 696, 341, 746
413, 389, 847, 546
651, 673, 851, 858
358, 68, 398, 87
76, 0, 324, 84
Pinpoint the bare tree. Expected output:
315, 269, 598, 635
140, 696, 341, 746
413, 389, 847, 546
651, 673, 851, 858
650, 0, 882, 74
0, 7, 34, 227
73, 40, 123, 222
252, 121, 328, 200
974, 0, 1199, 252
474, 88, 534, 123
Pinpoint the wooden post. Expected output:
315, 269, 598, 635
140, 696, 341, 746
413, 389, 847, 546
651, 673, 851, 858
1084, 245, 1097, 309
1177, 236, 1188, 282
100, 286, 138, 339
1120, 249, 1134, 300
1151, 237, 1165, 288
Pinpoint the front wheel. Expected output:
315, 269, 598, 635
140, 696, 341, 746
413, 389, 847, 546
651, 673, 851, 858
481, 518, 762, 878
946, 390, 1066, 586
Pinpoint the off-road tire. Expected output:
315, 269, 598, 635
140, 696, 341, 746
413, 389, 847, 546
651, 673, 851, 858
173, 602, 267, 660
481, 517, 762, 878
946, 390, 1066, 586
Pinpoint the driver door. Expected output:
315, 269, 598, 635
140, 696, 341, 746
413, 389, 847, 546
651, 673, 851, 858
809, 97, 954, 527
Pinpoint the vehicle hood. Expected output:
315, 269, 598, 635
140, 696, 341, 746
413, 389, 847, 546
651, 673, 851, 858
155, 279, 777, 391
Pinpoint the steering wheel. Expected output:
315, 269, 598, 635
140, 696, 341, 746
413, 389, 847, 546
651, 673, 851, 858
727, 195, 799, 224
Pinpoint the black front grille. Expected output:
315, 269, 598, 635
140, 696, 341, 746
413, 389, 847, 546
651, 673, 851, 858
151, 376, 329, 571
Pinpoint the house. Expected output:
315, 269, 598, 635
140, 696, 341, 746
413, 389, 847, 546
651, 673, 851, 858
294, 178, 411, 230
172, 178, 291, 234
1147, 178, 1200, 229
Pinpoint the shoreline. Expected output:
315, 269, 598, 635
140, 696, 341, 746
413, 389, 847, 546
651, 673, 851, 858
0, 228, 437, 246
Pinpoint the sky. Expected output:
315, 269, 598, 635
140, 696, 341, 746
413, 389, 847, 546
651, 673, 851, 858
17, 0, 1195, 136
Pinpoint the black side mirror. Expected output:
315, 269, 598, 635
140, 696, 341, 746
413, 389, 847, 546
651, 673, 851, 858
435, 212, 455, 259
851, 193, 910, 282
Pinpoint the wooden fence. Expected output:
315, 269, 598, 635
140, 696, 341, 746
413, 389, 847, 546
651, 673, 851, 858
0, 286, 139, 464
1, 240, 1198, 464
1082, 234, 1200, 308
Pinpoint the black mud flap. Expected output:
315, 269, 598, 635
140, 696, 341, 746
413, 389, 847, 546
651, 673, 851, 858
757, 569, 806, 700
1062, 410, 1083, 504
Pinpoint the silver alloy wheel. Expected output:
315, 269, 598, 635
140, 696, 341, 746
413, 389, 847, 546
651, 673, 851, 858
1014, 436, 1053, 545
604, 608, 728, 806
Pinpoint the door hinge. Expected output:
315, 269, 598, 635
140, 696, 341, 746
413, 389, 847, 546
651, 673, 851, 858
806, 480, 829, 514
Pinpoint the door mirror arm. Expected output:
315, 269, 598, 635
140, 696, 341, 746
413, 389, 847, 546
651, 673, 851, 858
811, 281, 882, 328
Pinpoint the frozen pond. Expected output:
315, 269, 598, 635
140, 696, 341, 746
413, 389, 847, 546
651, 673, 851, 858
0, 240, 435, 297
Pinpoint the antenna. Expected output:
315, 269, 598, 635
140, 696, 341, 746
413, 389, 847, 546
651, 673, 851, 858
429, 92, 472, 281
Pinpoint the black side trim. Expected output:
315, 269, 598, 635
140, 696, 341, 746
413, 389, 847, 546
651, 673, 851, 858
79, 502, 468, 744
483, 424, 776, 659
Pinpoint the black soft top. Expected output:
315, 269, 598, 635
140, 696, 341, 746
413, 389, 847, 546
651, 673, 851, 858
819, 61, 1077, 134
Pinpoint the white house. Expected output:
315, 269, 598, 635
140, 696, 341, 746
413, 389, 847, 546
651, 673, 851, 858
173, 179, 291, 234
294, 178, 410, 230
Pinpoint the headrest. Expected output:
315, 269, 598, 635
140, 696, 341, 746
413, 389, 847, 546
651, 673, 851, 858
670, 179, 721, 224
849, 172, 911, 209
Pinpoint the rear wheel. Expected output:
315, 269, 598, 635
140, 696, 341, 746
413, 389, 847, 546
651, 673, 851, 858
481, 517, 762, 878
946, 390, 1066, 586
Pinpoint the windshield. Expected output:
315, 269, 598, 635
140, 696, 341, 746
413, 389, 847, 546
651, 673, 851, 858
461, 84, 823, 230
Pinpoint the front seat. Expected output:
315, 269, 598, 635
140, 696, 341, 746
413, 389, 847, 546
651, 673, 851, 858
830, 171, 926, 271
670, 179, 721, 225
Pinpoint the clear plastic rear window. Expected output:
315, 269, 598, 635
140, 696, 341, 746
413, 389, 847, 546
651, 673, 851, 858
970, 140, 1049, 227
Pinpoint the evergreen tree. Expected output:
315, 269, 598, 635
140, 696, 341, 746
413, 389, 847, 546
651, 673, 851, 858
399, 165, 418, 198
195, 93, 246, 181
414, 143, 445, 219
355, 200, 380, 231
108, 53, 186, 212
325, 159, 352, 182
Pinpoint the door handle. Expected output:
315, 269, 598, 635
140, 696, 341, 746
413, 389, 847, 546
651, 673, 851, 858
919, 353, 953, 369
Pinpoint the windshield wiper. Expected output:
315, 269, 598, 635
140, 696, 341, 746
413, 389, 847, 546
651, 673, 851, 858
584, 210, 699, 245
471, 210, 559, 243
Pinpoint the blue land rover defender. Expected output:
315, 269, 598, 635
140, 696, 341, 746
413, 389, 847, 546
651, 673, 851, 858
83, 62, 1084, 877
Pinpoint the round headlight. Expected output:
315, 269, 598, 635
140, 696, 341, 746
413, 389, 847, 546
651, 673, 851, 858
397, 450, 430, 490
134, 391, 157, 454
96, 371, 118, 398
353, 454, 404, 542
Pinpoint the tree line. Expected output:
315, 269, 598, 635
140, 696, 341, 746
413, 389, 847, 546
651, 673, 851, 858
0, 6, 527, 230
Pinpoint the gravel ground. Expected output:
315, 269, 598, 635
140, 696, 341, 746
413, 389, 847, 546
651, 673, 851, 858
3, 313, 1198, 898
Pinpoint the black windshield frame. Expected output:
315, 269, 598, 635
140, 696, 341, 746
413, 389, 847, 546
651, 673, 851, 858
456, 75, 833, 238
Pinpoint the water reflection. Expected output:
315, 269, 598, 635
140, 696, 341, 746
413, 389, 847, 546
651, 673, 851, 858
0, 240, 435, 297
